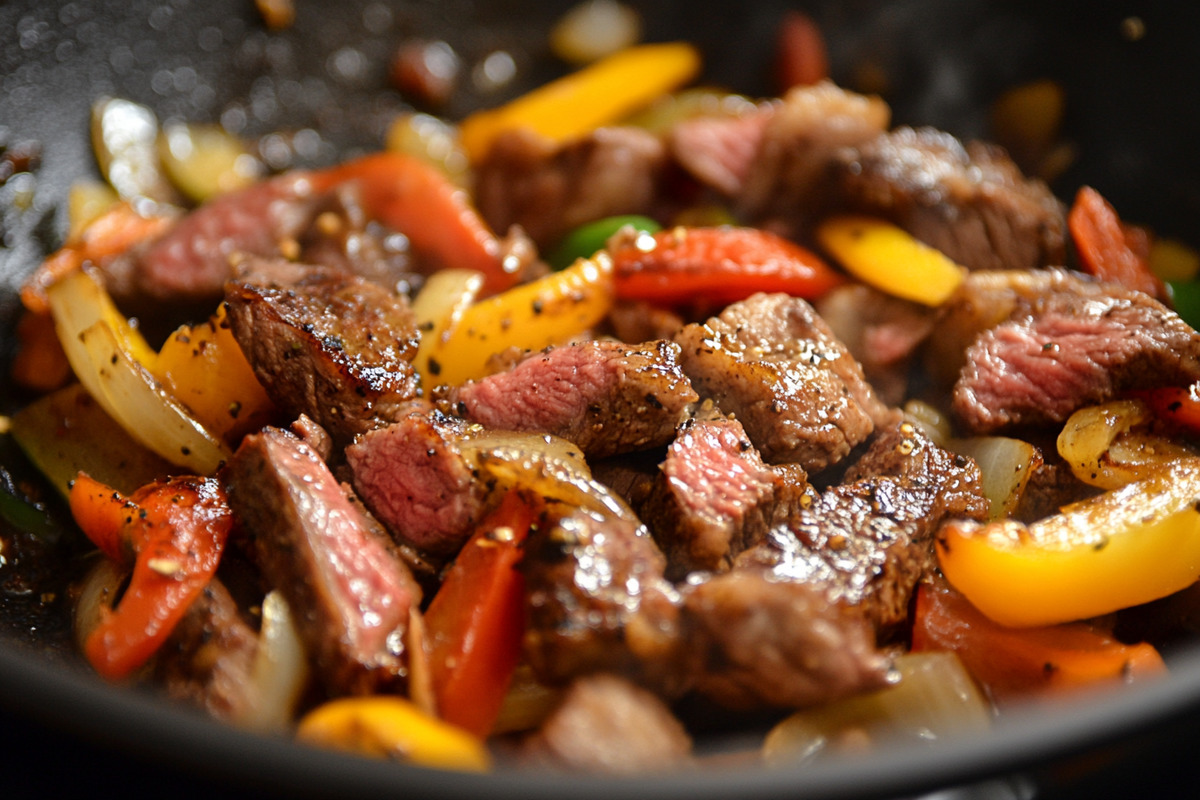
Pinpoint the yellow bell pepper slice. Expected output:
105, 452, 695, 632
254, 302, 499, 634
815, 215, 967, 306
153, 304, 275, 445
296, 696, 491, 772
410, 269, 485, 389
937, 457, 1200, 627
458, 42, 701, 162
426, 252, 615, 387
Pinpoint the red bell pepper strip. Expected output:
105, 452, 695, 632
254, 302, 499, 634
774, 10, 829, 92
1068, 185, 1167, 301
308, 151, 516, 295
610, 225, 844, 306
423, 489, 539, 738
1136, 382, 1200, 435
911, 580, 1166, 705
68, 473, 232, 681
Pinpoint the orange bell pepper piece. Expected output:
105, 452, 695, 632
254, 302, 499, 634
912, 580, 1166, 705
69, 473, 232, 681
423, 490, 539, 738
1068, 185, 1166, 301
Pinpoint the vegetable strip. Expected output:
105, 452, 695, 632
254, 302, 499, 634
424, 490, 537, 738
309, 152, 515, 294
611, 225, 844, 304
458, 42, 701, 162
1068, 185, 1166, 301
71, 474, 233, 681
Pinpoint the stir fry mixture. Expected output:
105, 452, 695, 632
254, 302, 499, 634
8, 8, 1200, 774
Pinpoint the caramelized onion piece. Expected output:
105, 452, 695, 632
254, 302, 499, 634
236, 590, 309, 734
763, 652, 990, 766
1059, 399, 1197, 489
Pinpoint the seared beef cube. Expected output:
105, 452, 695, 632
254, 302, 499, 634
474, 126, 667, 250
740, 421, 988, 633
155, 579, 259, 722
843, 421, 990, 523
951, 272, 1200, 433
107, 173, 320, 310
518, 673, 692, 773
637, 411, 786, 580
669, 106, 773, 197
830, 126, 1067, 272
226, 427, 421, 696
447, 340, 698, 460
737, 82, 891, 226
347, 410, 495, 556
674, 292, 897, 472
521, 498, 686, 695
680, 569, 890, 710
224, 259, 420, 445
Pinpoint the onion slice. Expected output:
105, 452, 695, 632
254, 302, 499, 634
947, 436, 1041, 520
1058, 399, 1197, 489
763, 652, 990, 766
47, 268, 230, 474
459, 429, 639, 523
236, 590, 309, 734
410, 268, 484, 388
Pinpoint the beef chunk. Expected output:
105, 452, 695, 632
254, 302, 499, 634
951, 272, 1200, 433
636, 410, 789, 580
474, 126, 667, 250
679, 569, 891, 710
738, 82, 891, 227
740, 421, 988, 633
446, 340, 697, 460
668, 106, 773, 197
520, 455, 892, 712
107, 173, 319, 309
842, 421, 991, 521
517, 673, 692, 773
923, 268, 1078, 389
155, 579, 259, 723
346, 410, 495, 556
674, 292, 897, 471
830, 126, 1067, 272
224, 259, 420, 445
225, 426, 421, 696
520, 498, 686, 695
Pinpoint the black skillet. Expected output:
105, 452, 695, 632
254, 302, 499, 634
3, 1, 1200, 797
